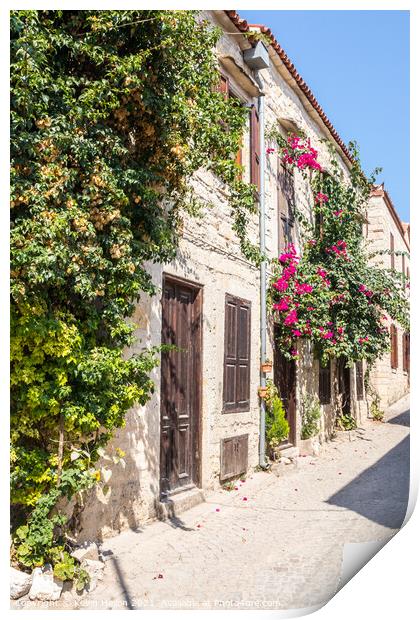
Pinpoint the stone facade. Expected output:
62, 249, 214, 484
366, 186, 410, 408
74, 11, 401, 541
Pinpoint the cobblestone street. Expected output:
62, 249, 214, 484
18, 395, 410, 612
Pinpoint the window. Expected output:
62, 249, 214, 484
390, 324, 398, 369
223, 294, 251, 412
217, 73, 243, 173
277, 158, 295, 253
355, 360, 364, 401
403, 332, 410, 373
390, 232, 395, 270
319, 360, 331, 404
250, 104, 260, 193
402, 253, 405, 279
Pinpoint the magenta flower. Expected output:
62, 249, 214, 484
284, 309, 298, 326
273, 278, 288, 292
307, 306, 315, 311
295, 282, 313, 295
333, 209, 343, 217
292, 329, 303, 337
273, 299, 289, 311
315, 192, 328, 203
290, 349, 299, 357
266, 147, 275, 155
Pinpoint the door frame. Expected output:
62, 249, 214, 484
160, 273, 203, 496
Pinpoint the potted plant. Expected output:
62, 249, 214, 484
261, 358, 273, 374
258, 385, 268, 399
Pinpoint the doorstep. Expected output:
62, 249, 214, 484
156, 487, 205, 521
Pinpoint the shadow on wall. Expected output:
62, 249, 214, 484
75, 289, 163, 543
326, 434, 410, 529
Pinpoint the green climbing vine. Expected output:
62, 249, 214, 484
10, 9, 259, 576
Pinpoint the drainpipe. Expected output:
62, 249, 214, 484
243, 41, 270, 468
257, 84, 267, 468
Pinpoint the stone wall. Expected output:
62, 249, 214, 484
75, 11, 369, 541
366, 190, 410, 409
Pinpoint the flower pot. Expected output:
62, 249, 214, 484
258, 386, 268, 399
261, 362, 273, 374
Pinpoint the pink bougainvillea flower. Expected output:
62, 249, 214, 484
308, 239, 316, 246
337, 327, 344, 334
292, 329, 303, 337
327, 321, 333, 326
307, 306, 315, 311
295, 282, 313, 295
273, 298, 289, 312
290, 349, 299, 357
317, 268, 327, 279
284, 309, 298, 326
266, 147, 275, 155
315, 192, 328, 203
322, 331, 334, 339
333, 209, 344, 217
273, 278, 289, 292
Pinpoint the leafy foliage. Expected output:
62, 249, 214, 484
264, 381, 290, 447
11, 9, 258, 571
268, 133, 409, 370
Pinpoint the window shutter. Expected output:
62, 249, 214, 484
403, 332, 410, 372
390, 233, 395, 270
402, 253, 405, 278
217, 74, 230, 99
277, 158, 295, 252
319, 360, 331, 405
223, 295, 251, 412
355, 360, 364, 401
250, 105, 260, 193
390, 325, 398, 369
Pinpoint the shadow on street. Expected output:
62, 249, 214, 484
326, 434, 410, 529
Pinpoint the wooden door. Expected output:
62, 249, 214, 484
160, 276, 202, 496
274, 328, 297, 445
338, 358, 351, 414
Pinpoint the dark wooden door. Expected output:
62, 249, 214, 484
338, 357, 351, 414
160, 276, 202, 496
274, 328, 297, 445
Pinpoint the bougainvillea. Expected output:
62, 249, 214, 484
269, 133, 409, 372
10, 10, 258, 573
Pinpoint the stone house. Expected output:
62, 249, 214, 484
365, 184, 410, 408
75, 10, 388, 541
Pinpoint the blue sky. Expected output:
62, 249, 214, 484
239, 10, 410, 222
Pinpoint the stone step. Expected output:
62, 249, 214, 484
156, 487, 205, 521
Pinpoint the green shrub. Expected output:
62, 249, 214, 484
266, 394, 290, 447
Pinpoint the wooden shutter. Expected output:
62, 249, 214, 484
390, 233, 395, 270
223, 294, 251, 413
402, 253, 405, 278
250, 105, 260, 193
277, 158, 295, 252
220, 434, 248, 481
355, 360, 364, 401
390, 324, 398, 369
319, 360, 331, 405
217, 74, 230, 99
403, 333, 410, 373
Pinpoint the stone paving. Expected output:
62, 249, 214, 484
15, 394, 410, 611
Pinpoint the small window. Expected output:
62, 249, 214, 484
355, 360, 364, 401
277, 159, 295, 253
319, 359, 331, 405
390, 324, 398, 369
250, 105, 260, 194
223, 294, 251, 412
217, 73, 243, 172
